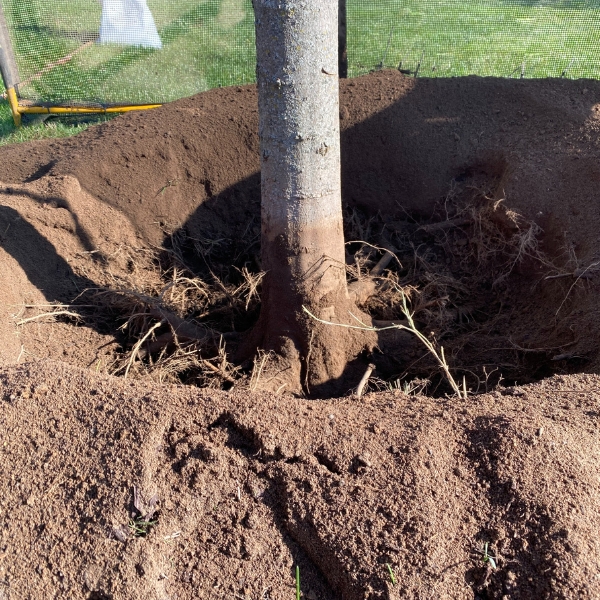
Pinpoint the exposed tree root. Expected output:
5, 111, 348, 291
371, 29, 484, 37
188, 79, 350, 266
82, 181, 566, 396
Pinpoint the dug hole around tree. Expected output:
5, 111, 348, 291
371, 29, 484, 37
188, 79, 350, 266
0, 71, 599, 599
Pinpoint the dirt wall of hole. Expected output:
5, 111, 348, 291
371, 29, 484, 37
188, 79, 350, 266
1, 71, 600, 384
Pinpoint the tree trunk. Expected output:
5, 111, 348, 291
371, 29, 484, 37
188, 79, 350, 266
252, 0, 376, 395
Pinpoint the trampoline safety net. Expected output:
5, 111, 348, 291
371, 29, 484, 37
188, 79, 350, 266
1, 0, 600, 107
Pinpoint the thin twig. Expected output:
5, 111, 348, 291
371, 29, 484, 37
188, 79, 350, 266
120, 320, 165, 378
356, 363, 375, 398
544, 273, 574, 281
555, 262, 599, 317
16, 310, 82, 326
345, 240, 403, 271
10, 303, 96, 308
304, 329, 315, 395
507, 338, 578, 353
303, 288, 466, 399
418, 217, 470, 233
250, 351, 271, 392
200, 359, 236, 384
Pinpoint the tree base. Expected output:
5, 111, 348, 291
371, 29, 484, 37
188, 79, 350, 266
239, 295, 381, 397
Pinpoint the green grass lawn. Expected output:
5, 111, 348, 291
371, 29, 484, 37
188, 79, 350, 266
348, 0, 600, 79
1, 0, 256, 104
2, 0, 600, 144
0, 101, 113, 147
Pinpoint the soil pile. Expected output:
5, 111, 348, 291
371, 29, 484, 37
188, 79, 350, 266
0, 71, 600, 598
2, 362, 600, 599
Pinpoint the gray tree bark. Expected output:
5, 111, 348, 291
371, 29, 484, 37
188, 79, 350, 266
252, 0, 376, 394
255, 0, 344, 297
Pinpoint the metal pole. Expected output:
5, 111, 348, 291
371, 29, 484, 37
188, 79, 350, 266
338, 0, 347, 78
0, 1, 19, 89
0, 0, 21, 125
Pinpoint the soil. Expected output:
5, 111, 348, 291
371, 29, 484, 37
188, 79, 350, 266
1, 71, 600, 598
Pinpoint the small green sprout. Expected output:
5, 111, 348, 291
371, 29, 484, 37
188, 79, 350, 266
157, 178, 179, 196
129, 486, 159, 537
128, 515, 157, 537
386, 563, 397, 585
474, 542, 497, 569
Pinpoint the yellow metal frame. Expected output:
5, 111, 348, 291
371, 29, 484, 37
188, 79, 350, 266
6, 86, 20, 126
5, 86, 161, 127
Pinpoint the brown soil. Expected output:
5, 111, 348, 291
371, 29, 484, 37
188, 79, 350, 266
1, 71, 600, 598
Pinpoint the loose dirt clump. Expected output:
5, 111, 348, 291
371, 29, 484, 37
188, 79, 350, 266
1, 71, 600, 598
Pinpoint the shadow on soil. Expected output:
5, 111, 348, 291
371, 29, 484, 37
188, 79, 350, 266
156, 75, 600, 394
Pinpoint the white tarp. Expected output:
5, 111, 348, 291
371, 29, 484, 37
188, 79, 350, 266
99, 0, 162, 49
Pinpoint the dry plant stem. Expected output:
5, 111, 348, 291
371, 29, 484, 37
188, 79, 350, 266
345, 240, 402, 267
303, 292, 467, 399
250, 351, 271, 392
200, 359, 236, 384
545, 266, 596, 281
544, 273, 575, 281
121, 320, 165, 378
136, 332, 180, 359
15, 310, 82, 326
356, 363, 375, 398
97, 289, 210, 342
554, 261, 599, 318
507, 338, 578, 353
249, 353, 291, 392
147, 307, 211, 343
11, 303, 97, 308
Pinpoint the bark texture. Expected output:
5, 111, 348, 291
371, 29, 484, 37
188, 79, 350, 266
253, 0, 375, 394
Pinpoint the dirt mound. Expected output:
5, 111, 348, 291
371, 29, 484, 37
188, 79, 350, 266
1, 72, 600, 597
0, 173, 159, 368
1, 361, 600, 599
